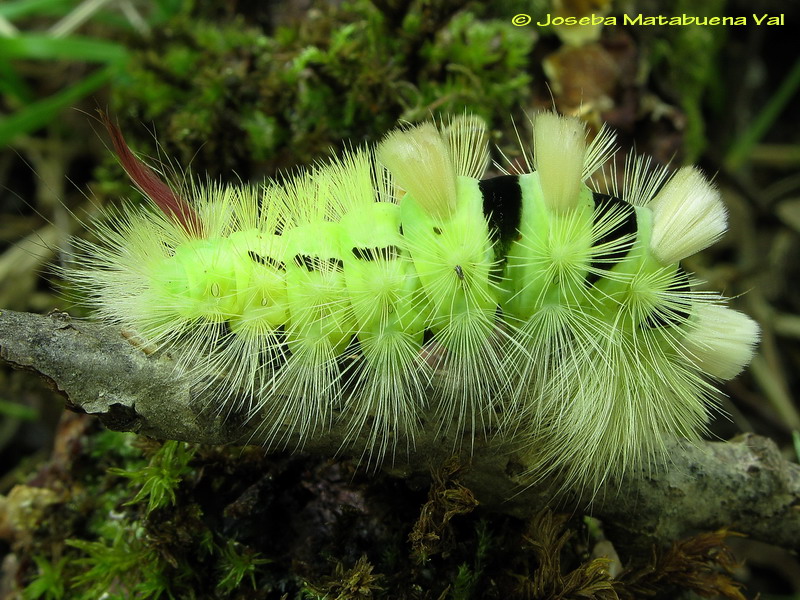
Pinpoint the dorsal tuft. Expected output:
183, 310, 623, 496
377, 122, 457, 218
533, 112, 587, 213
648, 166, 727, 265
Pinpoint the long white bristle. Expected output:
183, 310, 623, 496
442, 114, 490, 179
582, 123, 617, 181
622, 153, 671, 207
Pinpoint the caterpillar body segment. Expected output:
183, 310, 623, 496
337, 202, 431, 459
381, 119, 509, 441
500, 171, 597, 319
223, 229, 289, 333
63, 111, 760, 490
254, 161, 358, 445
267, 219, 351, 443
396, 176, 506, 436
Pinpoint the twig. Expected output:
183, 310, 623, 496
1, 308, 798, 553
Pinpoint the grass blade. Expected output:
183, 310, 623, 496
0, 65, 117, 146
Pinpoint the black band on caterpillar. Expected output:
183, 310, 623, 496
480, 175, 523, 256
248, 250, 286, 271
586, 192, 638, 286
292, 254, 344, 272
351, 246, 401, 261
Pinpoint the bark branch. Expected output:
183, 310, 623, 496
2, 308, 798, 552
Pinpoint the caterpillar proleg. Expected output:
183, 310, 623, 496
63, 112, 759, 488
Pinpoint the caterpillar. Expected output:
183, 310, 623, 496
63, 111, 760, 489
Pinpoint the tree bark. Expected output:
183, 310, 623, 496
2, 308, 798, 552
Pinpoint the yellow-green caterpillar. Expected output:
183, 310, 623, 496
64, 112, 759, 489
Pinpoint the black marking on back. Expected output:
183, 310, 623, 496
294, 254, 313, 271
293, 254, 344, 272
480, 175, 522, 255
643, 266, 692, 329
586, 193, 637, 285
351, 246, 400, 261
248, 250, 286, 271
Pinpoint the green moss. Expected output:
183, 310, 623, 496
108, 440, 195, 515
67, 525, 172, 599
449, 519, 492, 600
16, 427, 750, 598
109, 0, 535, 179
216, 540, 271, 594
22, 555, 68, 600
18, 433, 272, 599
413, 12, 533, 122
302, 555, 383, 600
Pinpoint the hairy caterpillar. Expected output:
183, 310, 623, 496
63, 112, 759, 489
